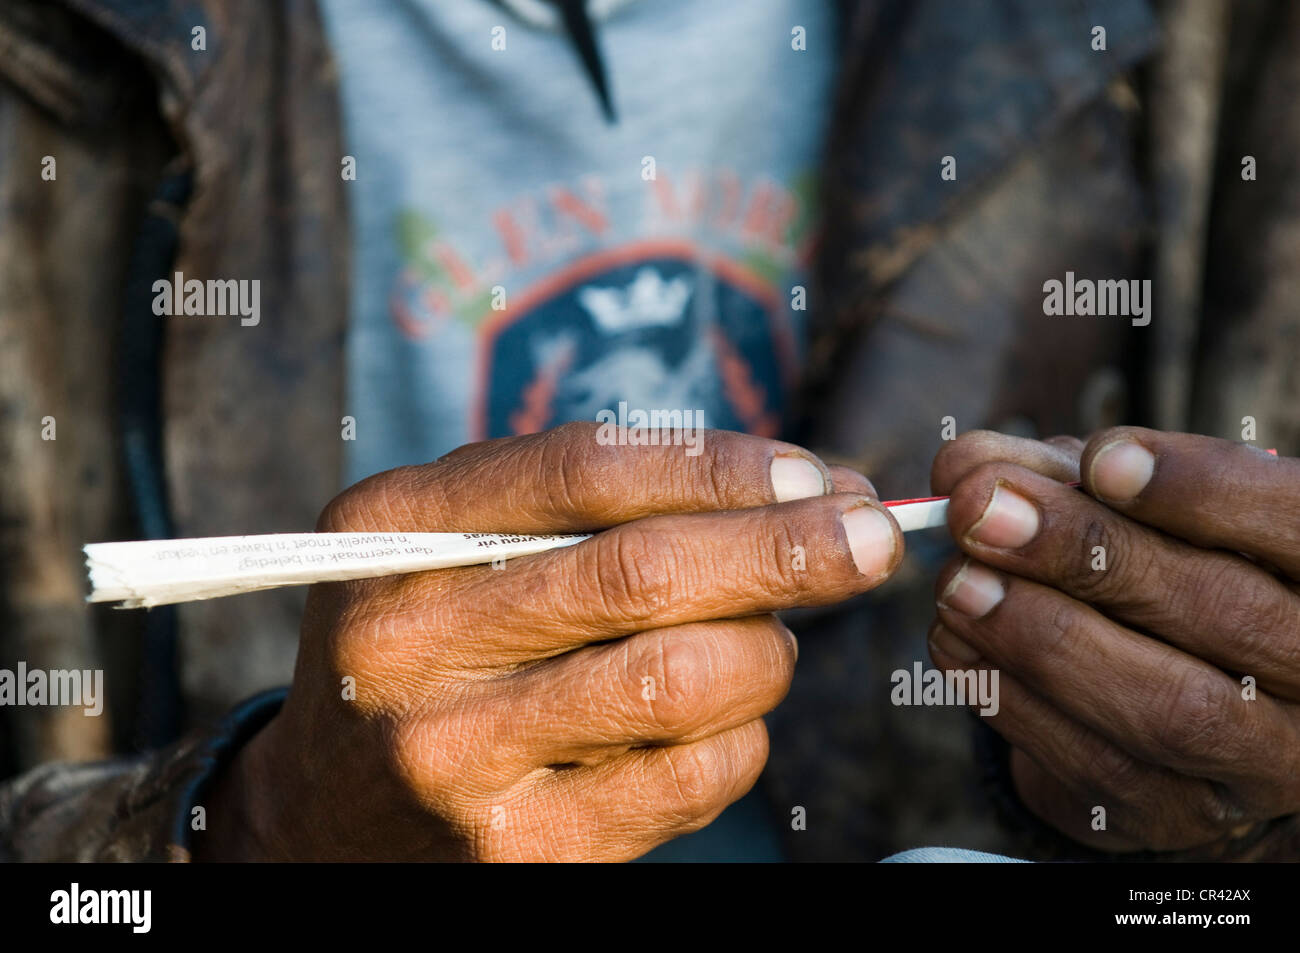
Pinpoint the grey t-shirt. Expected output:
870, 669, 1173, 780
319, 0, 836, 484
318, 0, 836, 860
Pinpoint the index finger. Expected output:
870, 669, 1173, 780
403, 492, 902, 663
319, 422, 834, 534
931, 430, 1081, 495
1081, 428, 1300, 578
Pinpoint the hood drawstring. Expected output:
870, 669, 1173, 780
548, 0, 617, 123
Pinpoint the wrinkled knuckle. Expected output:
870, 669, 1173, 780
701, 454, 733, 506
759, 517, 812, 599
1073, 515, 1130, 600
1154, 669, 1237, 765
1039, 598, 1086, 658
1193, 454, 1241, 522
471, 824, 512, 863
586, 527, 669, 626
1093, 766, 1177, 848
323, 590, 399, 669
382, 716, 437, 795
1085, 739, 1146, 805
1212, 571, 1296, 664
385, 580, 459, 647
467, 800, 533, 862
637, 633, 714, 735
540, 427, 598, 514
659, 742, 728, 820
1159, 558, 1211, 621
330, 624, 380, 692
385, 704, 475, 798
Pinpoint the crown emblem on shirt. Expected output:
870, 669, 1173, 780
577, 267, 693, 334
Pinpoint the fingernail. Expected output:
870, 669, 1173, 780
1090, 441, 1155, 502
841, 504, 896, 577
929, 622, 980, 664
968, 485, 1039, 549
939, 560, 1004, 619
771, 454, 828, 502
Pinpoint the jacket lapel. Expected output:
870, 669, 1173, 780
67, 0, 350, 715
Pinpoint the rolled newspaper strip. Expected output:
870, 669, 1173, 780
85, 532, 591, 608
84, 496, 955, 609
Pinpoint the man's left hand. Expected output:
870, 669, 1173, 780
928, 427, 1300, 852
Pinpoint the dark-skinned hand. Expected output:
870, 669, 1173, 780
928, 427, 1300, 852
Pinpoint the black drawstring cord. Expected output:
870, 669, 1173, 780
118, 164, 192, 750
550, 0, 617, 124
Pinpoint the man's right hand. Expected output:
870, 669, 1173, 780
198, 423, 901, 861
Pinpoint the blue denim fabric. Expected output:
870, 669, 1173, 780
880, 847, 1030, 863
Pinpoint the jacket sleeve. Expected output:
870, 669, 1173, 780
0, 689, 284, 862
